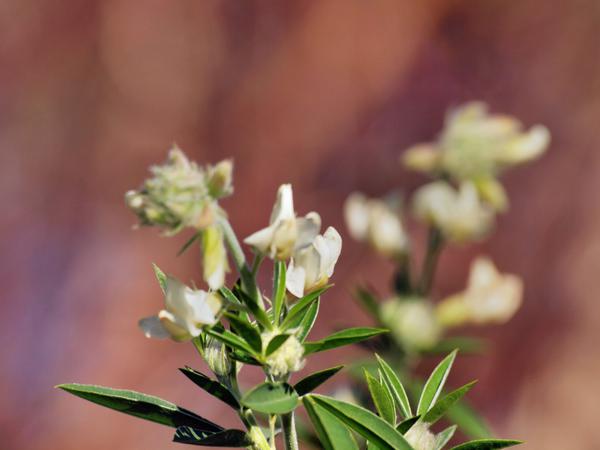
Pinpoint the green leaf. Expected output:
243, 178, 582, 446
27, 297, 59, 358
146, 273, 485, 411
307, 394, 413, 450
447, 400, 491, 439
375, 354, 412, 420
280, 286, 329, 331
355, 286, 379, 318
294, 366, 343, 396
265, 334, 291, 356
234, 285, 273, 331
396, 416, 420, 434
303, 396, 358, 450
303, 328, 388, 355
57, 384, 222, 431
241, 382, 298, 414
422, 381, 477, 425
434, 425, 457, 450
226, 314, 262, 354
206, 328, 256, 356
365, 371, 396, 425
296, 298, 320, 342
179, 367, 240, 409
177, 232, 201, 256
426, 337, 486, 355
173, 427, 250, 447
450, 439, 522, 450
272, 261, 286, 325
417, 350, 457, 415
152, 263, 167, 294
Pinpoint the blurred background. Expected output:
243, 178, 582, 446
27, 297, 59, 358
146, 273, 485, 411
2, 0, 600, 448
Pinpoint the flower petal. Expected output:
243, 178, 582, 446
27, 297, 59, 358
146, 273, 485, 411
138, 315, 170, 339
286, 260, 307, 298
270, 184, 295, 224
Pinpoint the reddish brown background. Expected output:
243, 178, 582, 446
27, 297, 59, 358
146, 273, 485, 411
2, 1, 600, 449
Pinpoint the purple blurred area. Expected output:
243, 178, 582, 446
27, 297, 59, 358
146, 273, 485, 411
2, 1, 600, 448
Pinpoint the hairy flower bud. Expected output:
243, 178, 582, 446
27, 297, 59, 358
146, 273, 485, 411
262, 332, 305, 378
404, 422, 436, 450
202, 335, 232, 377
380, 298, 441, 352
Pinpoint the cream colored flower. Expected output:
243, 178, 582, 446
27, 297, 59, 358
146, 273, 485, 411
344, 193, 409, 257
380, 298, 441, 352
202, 225, 229, 290
244, 184, 320, 260
262, 332, 305, 378
286, 227, 342, 297
139, 276, 222, 342
404, 422, 436, 450
126, 147, 233, 234
436, 257, 523, 326
413, 181, 494, 242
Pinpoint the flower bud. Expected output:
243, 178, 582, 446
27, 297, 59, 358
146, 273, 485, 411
401, 144, 441, 173
413, 181, 494, 242
206, 159, 233, 199
202, 225, 229, 290
203, 335, 232, 377
262, 332, 305, 378
404, 422, 436, 450
380, 297, 441, 352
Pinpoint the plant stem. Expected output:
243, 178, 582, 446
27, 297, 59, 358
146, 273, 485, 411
418, 227, 444, 296
281, 412, 299, 450
393, 252, 412, 295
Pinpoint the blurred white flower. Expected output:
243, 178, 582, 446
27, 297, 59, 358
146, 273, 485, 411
344, 193, 409, 257
126, 147, 233, 234
139, 276, 222, 342
413, 181, 494, 242
436, 257, 523, 326
244, 184, 320, 260
380, 297, 441, 352
202, 225, 229, 290
286, 226, 342, 297
262, 332, 305, 378
404, 422, 436, 450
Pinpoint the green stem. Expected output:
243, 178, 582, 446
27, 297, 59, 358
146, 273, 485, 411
393, 252, 412, 295
281, 412, 299, 450
417, 227, 444, 296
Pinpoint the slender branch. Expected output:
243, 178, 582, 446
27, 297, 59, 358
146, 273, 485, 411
281, 412, 299, 450
393, 252, 412, 295
417, 227, 444, 296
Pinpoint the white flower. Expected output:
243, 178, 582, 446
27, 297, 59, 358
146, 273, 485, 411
436, 257, 523, 326
244, 184, 320, 260
139, 276, 222, 342
286, 226, 342, 297
413, 181, 494, 242
344, 193, 409, 257
380, 298, 441, 352
262, 332, 305, 378
202, 225, 229, 290
404, 422, 436, 450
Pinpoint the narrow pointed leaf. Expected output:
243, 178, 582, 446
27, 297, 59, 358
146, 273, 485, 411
234, 285, 273, 331
294, 366, 343, 396
434, 425, 457, 450
173, 427, 250, 447
179, 367, 239, 409
303, 396, 358, 450
177, 232, 201, 256
450, 439, 522, 449
417, 350, 457, 415
376, 354, 412, 419
307, 394, 413, 450
447, 401, 491, 439
355, 286, 379, 318
265, 334, 291, 356
272, 261, 286, 325
396, 416, 420, 434
57, 384, 222, 431
296, 298, 320, 342
423, 381, 477, 425
303, 328, 388, 355
426, 337, 486, 355
280, 286, 329, 331
226, 314, 262, 354
152, 263, 167, 294
241, 382, 298, 414
365, 371, 396, 425
206, 329, 256, 356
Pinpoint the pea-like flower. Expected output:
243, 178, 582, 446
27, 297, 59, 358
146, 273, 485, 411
286, 226, 342, 297
244, 184, 320, 260
202, 225, 229, 290
139, 276, 222, 342
380, 297, 441, 352
262, 332, 305, 378
404, 422, 436, 450
125, 147, 232, 234
413, 181, 494, 242
436, 257, 523, 326
344, 193, 409, 257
